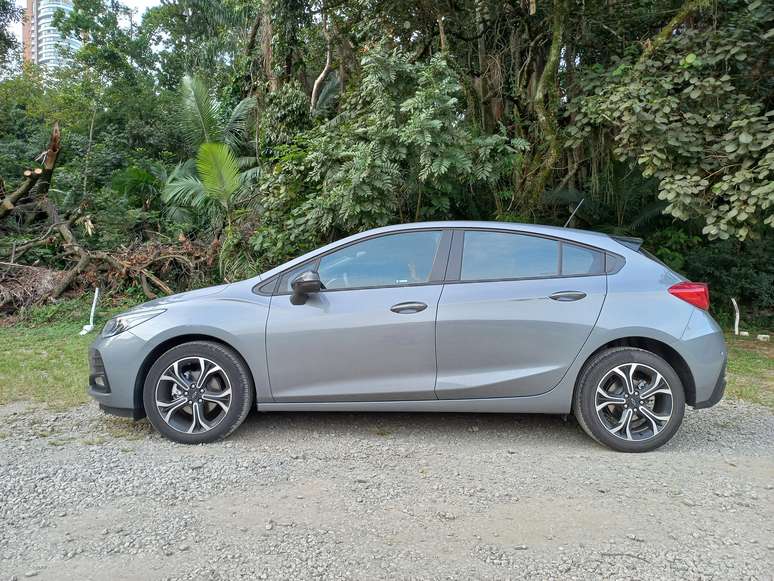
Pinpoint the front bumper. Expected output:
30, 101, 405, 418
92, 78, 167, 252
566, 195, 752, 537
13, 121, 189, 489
88, 330, 148, 418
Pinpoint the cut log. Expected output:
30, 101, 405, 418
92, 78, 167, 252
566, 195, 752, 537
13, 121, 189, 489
0, 123, 60, 219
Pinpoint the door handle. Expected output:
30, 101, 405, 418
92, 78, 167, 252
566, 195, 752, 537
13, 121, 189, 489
549, 291, 587, 302
390, 301, 428, 314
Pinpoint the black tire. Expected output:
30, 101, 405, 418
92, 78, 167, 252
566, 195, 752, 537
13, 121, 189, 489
573, 347, 686, 453
143, 341, 254, 444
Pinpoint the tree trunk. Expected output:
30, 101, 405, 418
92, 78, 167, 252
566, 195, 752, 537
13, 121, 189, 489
260, 3, 277, 92
522, 0, 567, 210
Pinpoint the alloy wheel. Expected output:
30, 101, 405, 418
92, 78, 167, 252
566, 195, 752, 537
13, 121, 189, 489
595, 363, 674, 442
154, 356, 232, 434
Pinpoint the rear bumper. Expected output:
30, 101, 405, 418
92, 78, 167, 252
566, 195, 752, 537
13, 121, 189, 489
679, 309, 727, 409
693, 360, 726, 409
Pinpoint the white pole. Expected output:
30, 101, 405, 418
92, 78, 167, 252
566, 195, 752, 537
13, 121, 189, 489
731, 298, 739, 336
79, 287, 100, 336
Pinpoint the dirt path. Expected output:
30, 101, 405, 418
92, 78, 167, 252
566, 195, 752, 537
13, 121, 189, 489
1, 400, 772, 580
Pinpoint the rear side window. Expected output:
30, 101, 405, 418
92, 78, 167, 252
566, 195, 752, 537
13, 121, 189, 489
561, 243, 605, 276
461, 231, 559, 281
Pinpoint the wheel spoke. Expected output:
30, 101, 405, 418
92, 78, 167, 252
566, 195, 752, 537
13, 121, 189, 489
202, 388, 231, 412
187, 402, 210, 434
609, 408, 634, 440
156, 396, 188, 422
639, 372, 670, 399
160, 361, 191, 390
638, 405, 670, 435
198, 358, 224, 387
613, 365, 635, 395
595, 387, 626, 411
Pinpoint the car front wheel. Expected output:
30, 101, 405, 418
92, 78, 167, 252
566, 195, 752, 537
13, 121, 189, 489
143, 341, 254, 444
573, 347, 686, 452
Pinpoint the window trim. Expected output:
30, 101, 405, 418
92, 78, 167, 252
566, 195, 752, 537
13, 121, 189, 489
446, 228, 612, 284
255, 228, 452, 296
252, 227, 623, 296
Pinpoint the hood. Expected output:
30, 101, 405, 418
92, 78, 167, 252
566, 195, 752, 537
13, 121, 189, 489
131, 283, 231, 310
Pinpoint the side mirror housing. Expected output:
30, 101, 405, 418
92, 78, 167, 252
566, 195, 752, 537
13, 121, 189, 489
290, 270, 322, 305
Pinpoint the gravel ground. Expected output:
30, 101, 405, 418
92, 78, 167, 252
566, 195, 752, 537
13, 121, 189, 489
1, 400, 773, 580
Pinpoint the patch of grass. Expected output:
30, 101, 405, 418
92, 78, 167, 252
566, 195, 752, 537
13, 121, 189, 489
725, 335, 774, 409
0, 297, 140, 407
0, 322, 94, 407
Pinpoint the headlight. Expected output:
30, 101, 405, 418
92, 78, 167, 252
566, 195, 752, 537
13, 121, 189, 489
101, 309, 166, 338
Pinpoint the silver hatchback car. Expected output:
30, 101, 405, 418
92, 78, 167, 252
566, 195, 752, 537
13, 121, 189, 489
88, 222, 727, 452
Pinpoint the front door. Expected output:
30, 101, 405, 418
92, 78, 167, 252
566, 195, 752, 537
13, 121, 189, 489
266, 230, 448, 402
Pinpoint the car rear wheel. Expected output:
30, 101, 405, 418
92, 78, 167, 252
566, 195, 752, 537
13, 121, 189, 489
573, 347, 685, 452
143, 341, 254, 444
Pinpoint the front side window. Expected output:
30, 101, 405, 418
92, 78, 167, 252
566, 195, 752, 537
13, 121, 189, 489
280, 263, 315, 293
461, 231, 559, 281
316, 231, 443, 291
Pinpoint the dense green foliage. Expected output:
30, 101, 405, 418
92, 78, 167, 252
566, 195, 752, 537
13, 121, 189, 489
0, 0, 771, 324
0, 0, 20, 69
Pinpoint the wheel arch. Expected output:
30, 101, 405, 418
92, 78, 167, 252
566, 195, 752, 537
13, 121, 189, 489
574, 336, 697, 407
133, 334, 257, 413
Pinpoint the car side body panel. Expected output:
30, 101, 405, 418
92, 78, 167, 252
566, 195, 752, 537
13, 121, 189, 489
435, 275, 606, 398
265, 285, 443, 402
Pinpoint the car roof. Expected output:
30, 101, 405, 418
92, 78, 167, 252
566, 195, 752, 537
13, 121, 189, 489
256, 221, 627, 282
376, 220, 612, 241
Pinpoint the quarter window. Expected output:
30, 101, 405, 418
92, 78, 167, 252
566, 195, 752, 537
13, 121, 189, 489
314, 231, 443, 291
461, 231, 559, 281
561, 243, 605, 276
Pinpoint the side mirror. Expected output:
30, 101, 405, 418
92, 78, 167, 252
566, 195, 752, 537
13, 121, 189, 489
290, 270, 322, 305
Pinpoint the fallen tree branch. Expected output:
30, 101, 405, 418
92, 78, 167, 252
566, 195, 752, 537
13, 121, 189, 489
0, 168, 43, 218
50, 253, 90, 299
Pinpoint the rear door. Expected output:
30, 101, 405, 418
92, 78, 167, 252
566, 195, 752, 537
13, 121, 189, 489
435, 229, 607, 399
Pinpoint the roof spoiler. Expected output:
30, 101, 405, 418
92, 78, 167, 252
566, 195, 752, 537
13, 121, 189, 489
610, 235, 643, 252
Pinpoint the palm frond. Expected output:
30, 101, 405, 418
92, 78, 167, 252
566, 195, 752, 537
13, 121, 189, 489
224, 96, 257, 152
162, 174, 206, 208
196, 142, 241, 211
629, 200, 668, 231
237, 156, 258, 170
180, 75, 223, 149
239, 165, 262, 185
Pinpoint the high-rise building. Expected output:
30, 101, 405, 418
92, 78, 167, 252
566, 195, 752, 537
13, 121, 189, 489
22, 0, 82, 67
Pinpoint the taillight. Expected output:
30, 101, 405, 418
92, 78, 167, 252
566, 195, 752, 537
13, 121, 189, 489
668, 281, 710, 310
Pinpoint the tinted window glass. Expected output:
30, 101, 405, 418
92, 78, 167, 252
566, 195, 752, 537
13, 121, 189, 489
317, 231, 442, 290
281, 262, 317, 293
461, 231, 559, 281
562, 243, 604, 276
